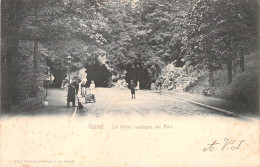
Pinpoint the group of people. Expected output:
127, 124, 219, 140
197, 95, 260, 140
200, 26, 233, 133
67, 78, 95, 107
80, 80, 95, 96
67, 78, 163, 106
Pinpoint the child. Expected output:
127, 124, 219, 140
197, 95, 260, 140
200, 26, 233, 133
81, 81, 87, 97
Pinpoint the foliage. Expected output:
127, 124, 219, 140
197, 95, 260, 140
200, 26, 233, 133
182, 0, 259, 71
1, 0, 259, 101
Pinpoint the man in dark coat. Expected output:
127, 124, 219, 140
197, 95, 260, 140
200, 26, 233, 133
129, 80, 136, 99
72, 80, 79, 95
67, 83, 76, 107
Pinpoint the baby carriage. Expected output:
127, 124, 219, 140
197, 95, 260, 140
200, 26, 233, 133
85, 81, 96, 103
85, 93, 96, 103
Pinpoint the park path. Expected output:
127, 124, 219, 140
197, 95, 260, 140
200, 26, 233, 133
32, 88, 255, 120
71, 88, 229, 118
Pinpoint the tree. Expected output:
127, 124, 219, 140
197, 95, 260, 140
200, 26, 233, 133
182, 0, 259, 86
2, 0, 25, 109
1, 0, 104, 109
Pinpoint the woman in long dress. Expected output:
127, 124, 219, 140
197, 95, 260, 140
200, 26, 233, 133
90, 80, 95, 95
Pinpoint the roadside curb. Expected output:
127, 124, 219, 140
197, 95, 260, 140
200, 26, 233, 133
72, 107, 77, 118
166, 94, 257, 122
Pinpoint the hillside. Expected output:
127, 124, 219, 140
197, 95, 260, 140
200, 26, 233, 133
215, 53, 259, 105
158, 52, 259, 114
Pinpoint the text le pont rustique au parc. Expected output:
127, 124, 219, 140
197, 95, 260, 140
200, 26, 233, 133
88, 123, 173, 130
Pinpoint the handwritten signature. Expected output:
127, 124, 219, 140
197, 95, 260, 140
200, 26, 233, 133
203, 138, 245, 152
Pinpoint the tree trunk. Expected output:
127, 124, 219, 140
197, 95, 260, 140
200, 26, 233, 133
2, 36, 19, 110
33, 41, 39, 70
240, 55, 244, 72
1, 0, 22, 111
155, 71, 158, 80
227, 58, 232, 85
50, 69, 53, 82
209, 68, 214, 87
33, 41, 39, 97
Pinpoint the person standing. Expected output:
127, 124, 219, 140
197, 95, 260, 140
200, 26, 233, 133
157, 80, 162, 93
81, 80, 87, 97
129, 80, 136, 99
90, 80, 95, 95
72, 80, 79, 95
67, 83, 76, 107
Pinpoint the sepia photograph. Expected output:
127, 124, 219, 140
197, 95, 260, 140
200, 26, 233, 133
0, 0, 259, 166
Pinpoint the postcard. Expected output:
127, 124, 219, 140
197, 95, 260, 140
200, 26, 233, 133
1, 0, 259, 167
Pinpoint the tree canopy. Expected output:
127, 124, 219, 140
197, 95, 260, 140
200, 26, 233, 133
1, 0, 259, 95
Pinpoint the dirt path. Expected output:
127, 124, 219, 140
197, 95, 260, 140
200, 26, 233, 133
76, 88, 229, 118
12, 88, 252, 120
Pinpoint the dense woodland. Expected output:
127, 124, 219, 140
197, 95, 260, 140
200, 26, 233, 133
1, 0, 259, 110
